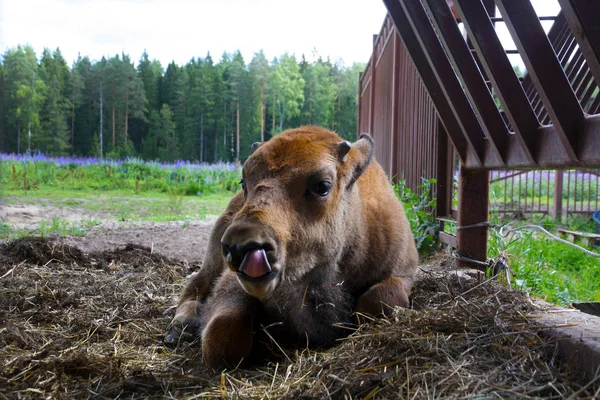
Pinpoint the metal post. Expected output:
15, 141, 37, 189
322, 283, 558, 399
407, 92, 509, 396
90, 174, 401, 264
369, 34, 378, 136
390, 32, 400, 181
457, 167, 490, 268
553, 169, 564, 220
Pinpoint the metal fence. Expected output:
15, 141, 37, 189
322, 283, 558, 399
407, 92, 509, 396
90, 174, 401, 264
489, 170, 600, 218
358, 14, 446, 209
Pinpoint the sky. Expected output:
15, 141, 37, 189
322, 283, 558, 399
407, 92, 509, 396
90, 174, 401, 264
0, 0, 560, 68
0, 0, 389, 67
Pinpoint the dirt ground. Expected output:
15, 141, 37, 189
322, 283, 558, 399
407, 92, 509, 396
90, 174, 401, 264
57, 221, 214, 263
1, 203, 214, 262
0, 204, 109, 227
0, 209, 598, 398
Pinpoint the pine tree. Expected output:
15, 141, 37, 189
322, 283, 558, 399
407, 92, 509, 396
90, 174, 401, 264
72, 56, 95, 155
122, 53, 147, 155
142, 104, 175, 160
249, 51, 269, 143
37, 48, 71, 155
70, 55, 85, 153
270, 53, 304, 134
137, 51, 162, 112
302, 58, 337, 129
2, 45, 46, 154
0, 61, 5, 150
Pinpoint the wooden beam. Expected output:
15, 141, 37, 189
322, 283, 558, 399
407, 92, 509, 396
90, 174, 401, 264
439, 231, 457, 249
394, 0, 489, 165
452, 0, 540, 165
390, 32, 400, 181
497, 0, 584, 161
553, 170, 564, 220
522, 12, 567, 98
369, 37, 377, 136
557, 0, 600, 92
460, 114, 600, 169
457, 168, 489, 268
422, 0, 512, 165
436, 120, 452, 218
382, 0, 470, 163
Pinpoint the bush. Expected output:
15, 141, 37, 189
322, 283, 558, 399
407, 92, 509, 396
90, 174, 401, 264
395, 178, 437, 254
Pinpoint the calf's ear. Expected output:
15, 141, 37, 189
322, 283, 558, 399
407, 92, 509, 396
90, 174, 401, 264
251, 142, 262, 153
337, 133, 374, 188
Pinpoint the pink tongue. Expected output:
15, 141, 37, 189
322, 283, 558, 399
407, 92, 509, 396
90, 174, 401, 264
240, 249, 272, 278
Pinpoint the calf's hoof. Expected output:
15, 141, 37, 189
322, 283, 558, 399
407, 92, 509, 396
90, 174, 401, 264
163, 300, 203, 347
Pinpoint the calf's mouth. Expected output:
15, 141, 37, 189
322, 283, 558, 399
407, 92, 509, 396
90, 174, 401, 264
237, 248, 276, 281
222, 241, 280, 298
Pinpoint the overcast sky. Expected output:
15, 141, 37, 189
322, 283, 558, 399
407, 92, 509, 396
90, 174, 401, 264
0, 0, 560, 68
0, 0, 389, 67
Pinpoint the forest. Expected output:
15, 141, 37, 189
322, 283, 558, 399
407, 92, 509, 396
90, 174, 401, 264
0, 45, 363, 163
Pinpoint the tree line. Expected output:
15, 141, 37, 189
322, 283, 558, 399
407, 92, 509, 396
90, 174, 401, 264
0, 45, 364, 163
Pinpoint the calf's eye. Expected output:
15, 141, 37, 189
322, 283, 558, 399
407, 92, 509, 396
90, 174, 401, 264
312, 181, 332, 197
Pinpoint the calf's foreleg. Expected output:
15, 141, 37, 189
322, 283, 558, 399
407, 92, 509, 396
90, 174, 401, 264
201, 271, 259, 368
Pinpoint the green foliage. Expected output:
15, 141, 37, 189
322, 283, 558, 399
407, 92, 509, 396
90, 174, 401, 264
394, 178, 438, 254
269, 54, 305, 134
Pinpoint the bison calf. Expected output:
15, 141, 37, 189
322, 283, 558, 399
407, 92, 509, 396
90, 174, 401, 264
165, 126, 418, 368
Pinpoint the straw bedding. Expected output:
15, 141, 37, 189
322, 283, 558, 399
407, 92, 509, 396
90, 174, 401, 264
0, 237, 596, 399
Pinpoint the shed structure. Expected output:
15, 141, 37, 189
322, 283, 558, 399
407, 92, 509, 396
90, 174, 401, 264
359, 0, 600, 266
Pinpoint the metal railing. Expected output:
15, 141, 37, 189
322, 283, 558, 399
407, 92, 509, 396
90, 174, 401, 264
489, 170, 600, 218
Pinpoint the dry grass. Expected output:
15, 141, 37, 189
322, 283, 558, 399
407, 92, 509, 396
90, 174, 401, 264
0, 238, 596, 399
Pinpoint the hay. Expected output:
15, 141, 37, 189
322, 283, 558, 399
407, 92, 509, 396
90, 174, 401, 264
0, 238, 596, 399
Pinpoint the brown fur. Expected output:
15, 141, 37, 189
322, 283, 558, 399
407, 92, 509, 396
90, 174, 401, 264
165, 126, 419, 368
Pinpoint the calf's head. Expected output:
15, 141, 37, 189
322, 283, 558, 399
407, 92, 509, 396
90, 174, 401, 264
221, 126, 373, 298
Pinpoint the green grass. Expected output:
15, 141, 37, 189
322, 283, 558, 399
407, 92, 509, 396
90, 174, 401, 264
1, 158, 242, 195
0, 217, 102, 240
0, 157, 239, 240
488, 225, 600, 305
0, 189, 233, 240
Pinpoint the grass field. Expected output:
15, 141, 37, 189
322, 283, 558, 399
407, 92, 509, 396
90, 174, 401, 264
2, 154, 599, 307
0, 153, 239, 238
